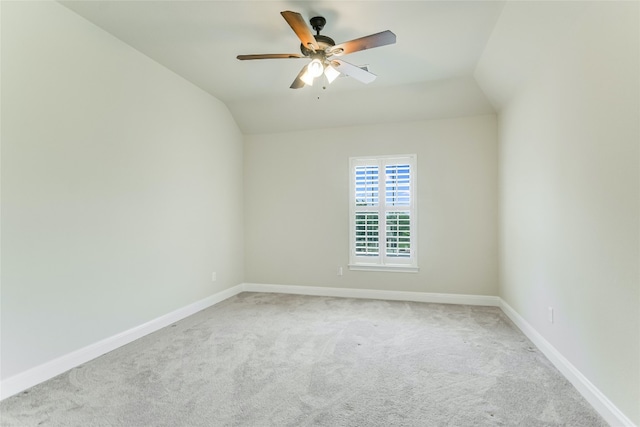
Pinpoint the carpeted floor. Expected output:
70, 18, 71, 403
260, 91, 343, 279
1, 292, 607, 426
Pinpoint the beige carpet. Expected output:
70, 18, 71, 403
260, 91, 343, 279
0, 292, 606, 426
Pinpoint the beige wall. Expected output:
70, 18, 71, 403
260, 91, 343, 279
1, 1, 244, 380
498, 3, 639, 423
244, 115, 498, 295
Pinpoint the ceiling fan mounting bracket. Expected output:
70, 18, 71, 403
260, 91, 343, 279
309, 16, 326, 34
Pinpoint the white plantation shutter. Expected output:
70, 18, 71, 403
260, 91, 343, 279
355, 165, 379, 207
385, 211, 411, 257
349, 155, 418, 271
354, 212, 379, 256
385, 164, 411, 205
354, 164, 380, 257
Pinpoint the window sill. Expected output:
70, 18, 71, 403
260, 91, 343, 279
348, 264, 419, 273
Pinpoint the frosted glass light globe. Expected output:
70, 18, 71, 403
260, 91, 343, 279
307, 59, 324, 78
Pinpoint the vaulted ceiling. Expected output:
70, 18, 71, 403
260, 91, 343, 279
59, 1, 590, 134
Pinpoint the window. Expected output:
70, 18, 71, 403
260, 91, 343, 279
349, 154, 418, 272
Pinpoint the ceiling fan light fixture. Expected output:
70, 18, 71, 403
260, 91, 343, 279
307, 58, 324, 78
324, 64, 340, 83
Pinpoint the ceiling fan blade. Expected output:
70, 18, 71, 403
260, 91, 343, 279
237, 54, 305, 60
281, 11, 319, 51
290, 65, 308, 89
329, 30, 396, 56
331, 59, 377, 84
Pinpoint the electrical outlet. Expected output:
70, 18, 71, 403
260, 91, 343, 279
337, 267, 343, 276
548, 307, 554, 324
212, 272, 217, 282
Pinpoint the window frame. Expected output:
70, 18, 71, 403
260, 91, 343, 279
348, 154, 418, 273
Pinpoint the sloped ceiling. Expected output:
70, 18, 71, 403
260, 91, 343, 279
474, 1, 592, 109
59, 1, 509, 134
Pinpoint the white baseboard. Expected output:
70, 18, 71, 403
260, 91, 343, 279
499, 299, 636, 427
0, 284, 244, 401
242, 282, 500, 306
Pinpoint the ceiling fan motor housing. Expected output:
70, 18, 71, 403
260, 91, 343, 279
300, 34, 335, 56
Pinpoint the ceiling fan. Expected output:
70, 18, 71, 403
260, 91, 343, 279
237, 11, 396, 89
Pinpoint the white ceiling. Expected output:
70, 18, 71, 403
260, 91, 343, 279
60, 1, 507, 134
